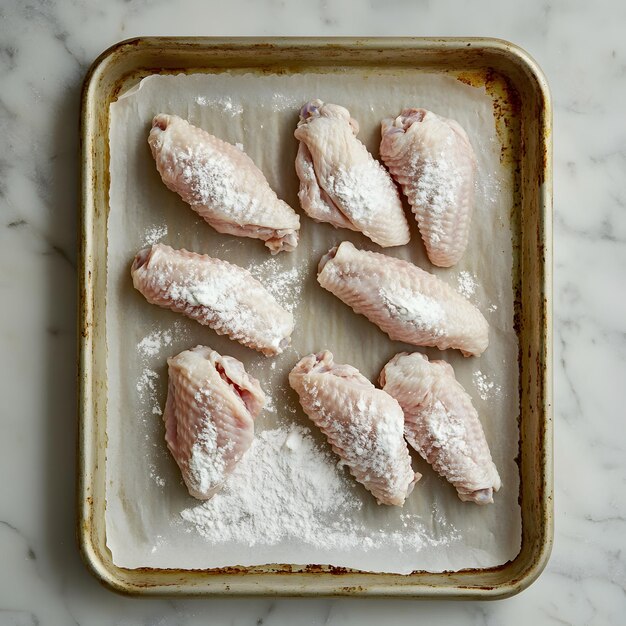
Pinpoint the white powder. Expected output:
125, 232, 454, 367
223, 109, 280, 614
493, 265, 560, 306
136, 325, 188, 417
473, 370, 502, 401
246, 256, 304, 313
149, 464, 166, 488
180, 427, 458, 552
234, 142, 244, 151
138, 329, 173, 358
476, 170, 502, 209
424, 401, 468, 455
136, 367, 163, 417
412, 157, 457, 244
136, 323, 189, 477
302, 375, 413, 500
379, 286, 445, 334
142, 224, 168, 246
146, 249, 291, 352
488, 303, 498, 313
270, 92, 302, 112
264, 394, 276, 414
457, 271, 477, 299
195, 95, 243, 116
136, 368, 158, 398
325, 160, 398, 227
188, 420, 223, 495
181, 427, 359, 546
164, 271, 242, 310
155, 123, 298, 253
149, 535, 166, 555
177, 146, 264, 223
187, 388, 236, 495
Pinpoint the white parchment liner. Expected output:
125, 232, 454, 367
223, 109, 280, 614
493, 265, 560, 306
106, 71, 520, 573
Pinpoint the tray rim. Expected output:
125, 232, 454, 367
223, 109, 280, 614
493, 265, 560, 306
78, 36, 553, 598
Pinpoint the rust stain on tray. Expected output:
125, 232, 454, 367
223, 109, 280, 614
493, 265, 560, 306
456, 69, 521, 168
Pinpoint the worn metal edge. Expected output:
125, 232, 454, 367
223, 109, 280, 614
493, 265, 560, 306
494, 39, 554, 599
498, 38, 554, 597
77, 43, 133, 596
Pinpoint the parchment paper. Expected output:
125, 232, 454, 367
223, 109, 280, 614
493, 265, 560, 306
106, 71, 520, 574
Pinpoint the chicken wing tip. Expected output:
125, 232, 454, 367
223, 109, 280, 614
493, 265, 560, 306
152, 113, 172, 130
298, 99, 324, 122
131, 246, 153, 273
317, 245, 339, 274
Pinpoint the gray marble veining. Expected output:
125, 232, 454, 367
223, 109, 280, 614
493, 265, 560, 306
1, 0, 625, 624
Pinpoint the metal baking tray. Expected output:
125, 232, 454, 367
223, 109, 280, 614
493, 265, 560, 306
78, 37, 552, 598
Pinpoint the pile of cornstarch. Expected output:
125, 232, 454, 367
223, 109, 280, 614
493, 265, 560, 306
180, 426, 460, 552
457, 270, 477, 299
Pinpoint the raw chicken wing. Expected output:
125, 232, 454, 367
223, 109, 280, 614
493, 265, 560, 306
380, 109, 476, 267
294, 100, 410, 247
317, 241, 489, 356
149, 114, 300, 253
289, 350, 419, 506
164, 345, 265, 499
380, 352, 501, 504
131, 243, 294, 356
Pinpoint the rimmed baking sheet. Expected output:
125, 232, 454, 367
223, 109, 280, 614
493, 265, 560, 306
106, 70, 519, 574
79, 37, 552, 597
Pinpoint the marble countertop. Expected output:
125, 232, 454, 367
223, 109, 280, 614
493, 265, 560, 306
1, 0, 624, 624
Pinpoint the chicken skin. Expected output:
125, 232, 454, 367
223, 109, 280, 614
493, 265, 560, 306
164, 346, 265, 500
289, 351, 419, 506
317, 242, 489, 357
380, 352, 501, 504
380, 109, 476, 267
294, 100, 410, 248
131, 243, 294, 356
149, 114, 300, 253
